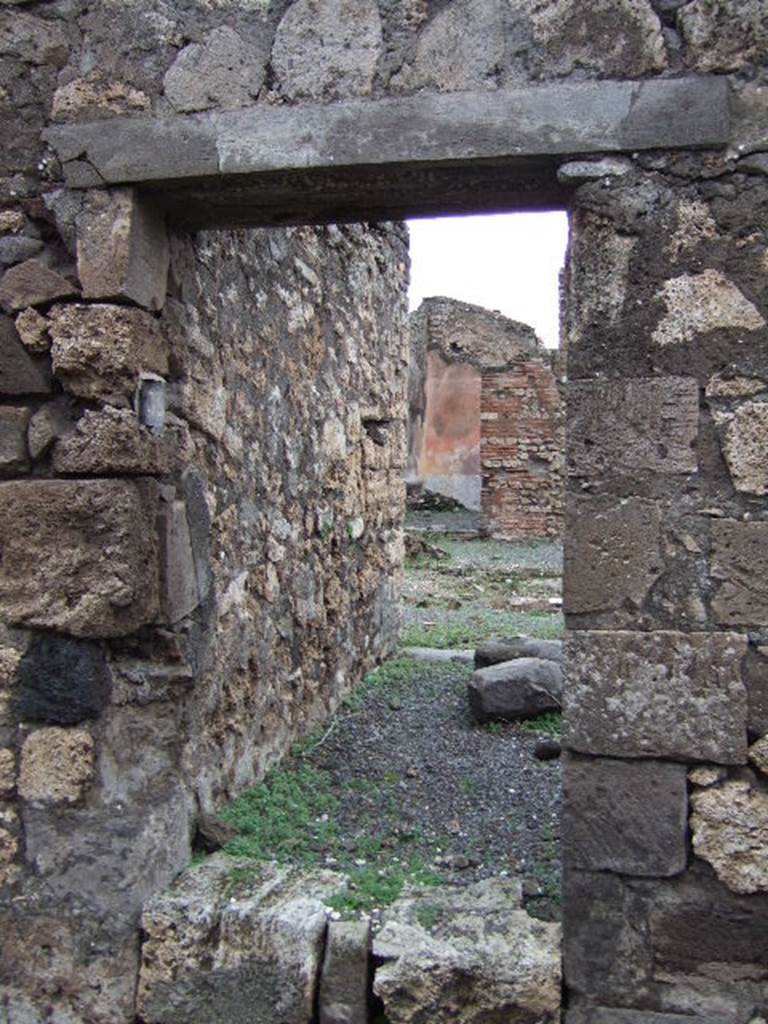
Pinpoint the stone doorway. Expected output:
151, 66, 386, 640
1, 10, 766, 1017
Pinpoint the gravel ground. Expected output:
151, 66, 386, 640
302, 658, 562, 919
221, 534, 564, 922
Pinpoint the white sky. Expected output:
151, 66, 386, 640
406, 211, 569, 349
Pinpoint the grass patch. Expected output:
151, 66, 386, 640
519, 711, 562, 738
401, 610, 564, 649
221, 764, 338, 864
327, 857, 443, 915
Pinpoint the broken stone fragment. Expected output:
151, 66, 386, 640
49, 302, 167, 400
557, 157, 633, 183
164, 26, 268, 113
690, 778, 768, 894
748, 736, 768, 776
0, 478, 160, 638
14, 307, 50, 353
468, 657, 562, 724
373, 878, 561, 1024
17, 726, 94, 805
0, 259, 78, 312
0, 747, 15, 798
76, 188, 169, 311
137, 855, 344, 1024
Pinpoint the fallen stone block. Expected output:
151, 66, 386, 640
138, 856, 343, 1024
468, 658, 562, 724
474, 637, 562, 668
373, 878, 561, 1024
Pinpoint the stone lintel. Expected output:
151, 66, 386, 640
43, 77, 729, 226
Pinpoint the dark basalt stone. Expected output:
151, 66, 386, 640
15, 632, 110, 724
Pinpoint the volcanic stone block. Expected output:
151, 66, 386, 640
563, 868, 653, 1005
0, 407, 29, 475
0, 315, 51, 394
474, 637, 562, 668
0, 259, 77, 312
0, 478, 159, 637
319, 919, 371, 1024
76, 188, 169, 311
49, 303, 167, 400
562, 756, 687, 876
159, 499, 199, 625
563, 631, 748, 763
711, 520, 768, 626
164, 26, 268, 113
17, 726, 94, 804
468, 657, 562, 724
690, 779, 768, 894
14, 632, 110, 724
564, 495, 662, 614
272, 0, 382, 101
567, 377, 698, 479
651, 270, 765, 348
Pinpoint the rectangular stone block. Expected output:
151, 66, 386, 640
566, 1007, 732, 1024
76, 188, 169, 312
0, 478, 159, 638
0, 314, 51, 395
49, 303, 167, 400
567, 377, 698, 479
0, 406, 29, 475
711, 520, 768, 626
564, 495, 662, 615
562, 755, 688, 876
159, 499, 200, 625
319, 919, 371, 1024
563, 631, 748, 764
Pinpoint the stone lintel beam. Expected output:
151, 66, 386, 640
43, 77, 730, 227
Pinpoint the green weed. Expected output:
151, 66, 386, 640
400, 610, 563, 650
519, 711, 562, 737
327, 857, 443, 915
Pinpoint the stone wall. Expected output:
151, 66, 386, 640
1, 0, 768, 1021
0, 205, 407, 1023
408, 296, 563, 536
561, 154, 768, 1022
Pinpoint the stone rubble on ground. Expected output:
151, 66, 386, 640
468, 637, 563, 724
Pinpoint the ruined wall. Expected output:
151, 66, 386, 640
0, 205, 407, 1023
481, 358, 563, 538
409, 296, 563, 536
561, 155, 768, 1022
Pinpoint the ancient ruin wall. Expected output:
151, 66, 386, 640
409, 296, 563, 536
562, 157, 768, 1022
0, 0, 767, 1021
